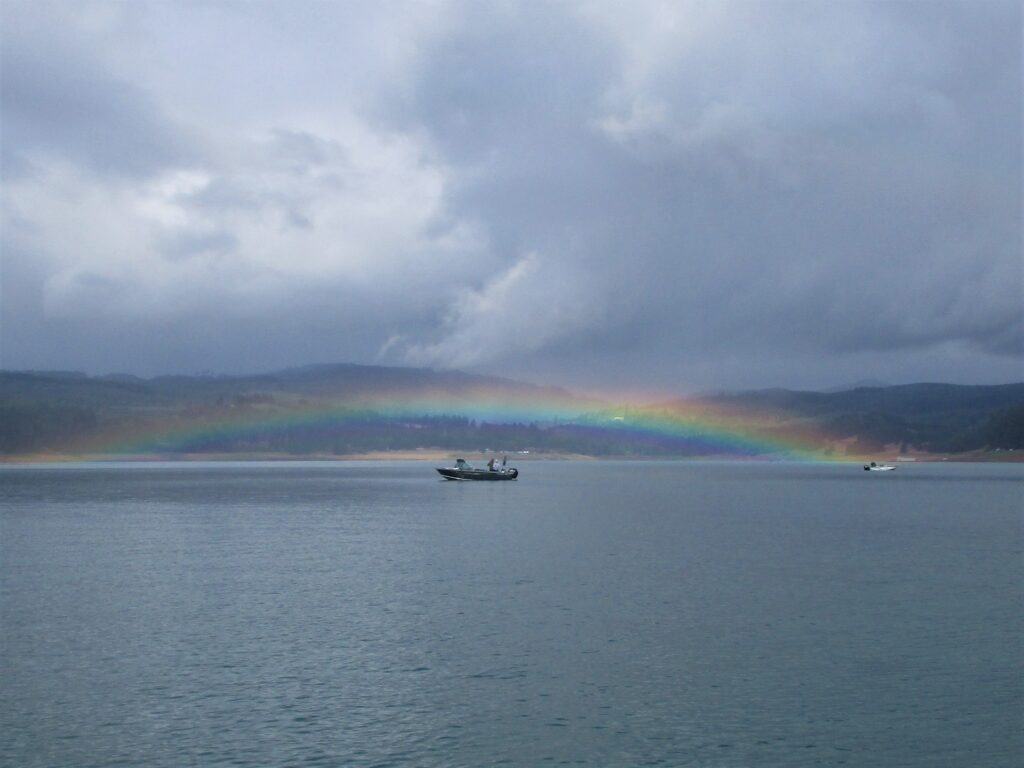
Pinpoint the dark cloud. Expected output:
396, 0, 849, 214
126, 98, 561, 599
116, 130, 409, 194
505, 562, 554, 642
385, 1, 1021, 383
0, 1, 1019, 389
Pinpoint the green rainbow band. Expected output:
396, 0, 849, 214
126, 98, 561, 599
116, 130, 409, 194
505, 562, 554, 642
82, 388, 847, 460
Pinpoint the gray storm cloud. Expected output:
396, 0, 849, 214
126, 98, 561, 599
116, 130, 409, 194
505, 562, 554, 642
1, 1, 1020, 389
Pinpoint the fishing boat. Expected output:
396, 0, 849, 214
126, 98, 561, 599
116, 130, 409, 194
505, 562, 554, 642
437, 457, 518, 481
864, 461, 896, 472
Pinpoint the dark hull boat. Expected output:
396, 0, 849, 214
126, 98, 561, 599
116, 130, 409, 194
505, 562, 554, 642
436, 458, 518, 481
437, 467, 518, 481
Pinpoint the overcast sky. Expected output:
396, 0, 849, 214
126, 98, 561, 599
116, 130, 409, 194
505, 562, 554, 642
1, 0, 1020, 392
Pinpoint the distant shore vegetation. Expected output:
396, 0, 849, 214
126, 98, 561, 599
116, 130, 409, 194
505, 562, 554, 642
1, 366, 1022, 459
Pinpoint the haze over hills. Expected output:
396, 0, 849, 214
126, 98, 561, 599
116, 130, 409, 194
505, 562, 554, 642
1, 364, 1022, 458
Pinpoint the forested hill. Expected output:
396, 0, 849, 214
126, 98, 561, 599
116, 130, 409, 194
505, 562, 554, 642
0, 364, 577, 455
0, 364, 570, 407
710, 383, 1024, 416
703, 383, 1024, 454
1, 365, 1022, 456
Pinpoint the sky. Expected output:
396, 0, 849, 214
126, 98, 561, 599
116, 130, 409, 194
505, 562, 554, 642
1, 0, 1021, 393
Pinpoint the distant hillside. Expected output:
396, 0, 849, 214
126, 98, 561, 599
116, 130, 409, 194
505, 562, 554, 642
0, 364, 577, 456
0, 366, 1021, 457
707, 383, 1024, 453
0, 364, 569, 407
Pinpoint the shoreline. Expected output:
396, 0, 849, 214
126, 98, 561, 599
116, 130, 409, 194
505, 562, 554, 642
2, 450, 1021, 464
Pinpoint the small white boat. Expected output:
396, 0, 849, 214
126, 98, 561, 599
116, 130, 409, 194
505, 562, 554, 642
864, 462, 896, 472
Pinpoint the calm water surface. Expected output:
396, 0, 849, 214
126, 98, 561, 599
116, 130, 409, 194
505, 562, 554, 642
1, 461, 1021, 767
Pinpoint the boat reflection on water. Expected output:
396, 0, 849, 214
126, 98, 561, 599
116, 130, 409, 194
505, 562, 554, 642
437, 457, 519, 481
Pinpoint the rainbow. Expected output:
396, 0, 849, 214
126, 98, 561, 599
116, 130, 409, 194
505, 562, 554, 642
70, 385, 853, 461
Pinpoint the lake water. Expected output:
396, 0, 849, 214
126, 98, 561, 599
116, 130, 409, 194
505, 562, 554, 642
1, 460, 1021, 767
